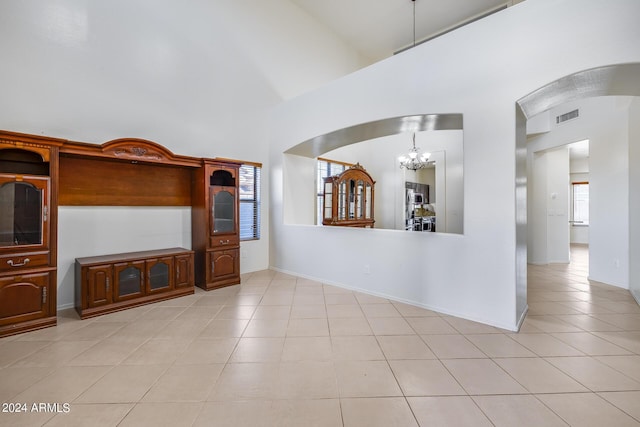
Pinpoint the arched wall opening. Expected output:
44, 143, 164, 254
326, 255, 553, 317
282, 114, 464, 233
515, 63, 640, 311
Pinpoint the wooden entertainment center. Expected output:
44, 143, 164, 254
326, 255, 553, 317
0, 129, 242, 336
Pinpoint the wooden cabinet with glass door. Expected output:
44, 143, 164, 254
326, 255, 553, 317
322, 163, 375, 228
191, 160, 241, 290
0, 131, 62, 337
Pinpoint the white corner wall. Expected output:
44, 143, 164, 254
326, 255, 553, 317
270, 0, 640, 330
548, 148, 571, 263
529, 146, 571, 264
630, 98, 640, 302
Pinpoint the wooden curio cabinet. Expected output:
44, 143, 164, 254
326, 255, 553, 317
0, 131, 62, 337
323, 163, 375, 228
192, 160, 241, 290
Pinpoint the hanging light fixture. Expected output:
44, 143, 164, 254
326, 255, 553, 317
399, 133, 431, 170
412, 0, 416, 49
398, 2, 430, 171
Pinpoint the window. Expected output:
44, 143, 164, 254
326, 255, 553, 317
317, 158, 352, 224
572, 181, 589, 226
239, 163, 261, 240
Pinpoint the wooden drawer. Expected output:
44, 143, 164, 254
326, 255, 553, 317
0, 252, 49, 273
210, 234, 239, 248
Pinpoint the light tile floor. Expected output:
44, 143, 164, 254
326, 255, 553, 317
1, 245, 639, 426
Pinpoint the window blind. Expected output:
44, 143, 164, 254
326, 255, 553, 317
239, 164, 261, 240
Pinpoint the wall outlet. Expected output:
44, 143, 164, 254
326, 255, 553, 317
363, 264, 370, 274
614, 259, 620, 268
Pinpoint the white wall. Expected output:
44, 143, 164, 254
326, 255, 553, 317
528, 97, 632, 288
547, 147, 571, 263
530, 151, 548, 263
630, 98, 640, 303
0, 0, 367, 309
270, 0, 640, 330
529, 146, 571, 263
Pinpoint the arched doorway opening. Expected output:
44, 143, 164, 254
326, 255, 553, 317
515, 63, 640, 318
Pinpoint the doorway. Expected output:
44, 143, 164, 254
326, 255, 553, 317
515, 63, 640, 322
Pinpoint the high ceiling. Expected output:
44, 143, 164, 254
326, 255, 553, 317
289, 0, 513, 62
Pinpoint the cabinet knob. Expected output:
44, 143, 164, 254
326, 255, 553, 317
7, 258, 30, 267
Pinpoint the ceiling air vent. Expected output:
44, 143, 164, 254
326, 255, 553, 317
556, 109, 579, 124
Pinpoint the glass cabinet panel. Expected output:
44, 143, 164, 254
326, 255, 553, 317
118, 266, 141, 297
324, 182, 333, 220
348, 180, 355, 219
149, 262, 170, 290
356, 180, 363, 219
212, 190, 235, 234
365, 184, 372, 219
0, 179, 44, 247
338, 181, 346, 220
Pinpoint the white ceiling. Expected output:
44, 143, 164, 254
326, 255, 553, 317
289, 0, 512, 62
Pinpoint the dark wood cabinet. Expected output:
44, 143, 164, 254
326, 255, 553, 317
75, 248, 194, 319
0, 132, 62, 337
207, 248, 240, 284
0, 272, 52, 327
175, 253, 193, 288
86, 264, 113, 308
323, 163, 375, 228
192, 161, 241, 290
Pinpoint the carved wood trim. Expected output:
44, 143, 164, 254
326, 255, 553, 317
61, 138, 201, 167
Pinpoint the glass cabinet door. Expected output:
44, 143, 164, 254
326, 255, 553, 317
0, 175, 48, 248
365, 183, 372, 219
356, 180, 363, 219
210, 187, 236, 235
149, 261, 170, 291
348, 180, 356, 219
117, 265, 142, 298
323, 181, 333, 220
338, 181, 346, 220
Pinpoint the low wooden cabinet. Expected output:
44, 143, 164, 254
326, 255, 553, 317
75, 248, 194, 319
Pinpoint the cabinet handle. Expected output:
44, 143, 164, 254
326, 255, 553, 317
176, 266, 180, 278
219, 239, 230, 245
42, 287, 47, 304
211, 261, 215, 274
106, 277, 110, 292
7, 258, 30, 267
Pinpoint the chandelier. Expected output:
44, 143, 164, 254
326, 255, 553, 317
399, 133, 431, 170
